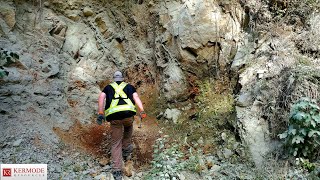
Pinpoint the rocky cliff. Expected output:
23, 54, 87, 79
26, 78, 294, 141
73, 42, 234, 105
1, 0, 319, 179
0, 0, 243, 144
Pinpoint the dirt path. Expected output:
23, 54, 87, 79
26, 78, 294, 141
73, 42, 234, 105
54, 116, 160, 169
132, 116, 160, 168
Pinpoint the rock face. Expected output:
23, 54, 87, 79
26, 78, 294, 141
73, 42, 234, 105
155, 0, 242, 100
0, 1, 16, 31
63, 23, 101, 59
0, 0, 319, 174
233, 6, 320, 166
0, 0, 244, 132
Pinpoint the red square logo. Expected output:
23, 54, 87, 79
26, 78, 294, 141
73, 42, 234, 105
2, 168, 11, 177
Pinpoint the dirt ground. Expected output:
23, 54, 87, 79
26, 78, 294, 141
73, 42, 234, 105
54, 115, 160, 170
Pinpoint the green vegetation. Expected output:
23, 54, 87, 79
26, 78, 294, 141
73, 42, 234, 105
196, 79, 234, 120
279, 98, 320, 160
268, 0, 320, 22
0, 70, 7, 78
296, 55, 312, 66
148, 78, 246, 177
145, 136, 185, 180
0, 48, 20, 79
190, 79, 236, 145
145, 78, 241, 178
145, 135, 207, 180
261, 66, 320, 138
295, 158, 316, 172
162, 78, 237, 146
0, 48, 19, 66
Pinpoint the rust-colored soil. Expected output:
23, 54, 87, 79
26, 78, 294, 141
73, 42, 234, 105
53, 116, 160, 168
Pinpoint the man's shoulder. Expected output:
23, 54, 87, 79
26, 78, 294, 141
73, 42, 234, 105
125, 83, 134, 87
125, 82, 134, 87
124, 83, 136, 92
102, 84, 113, 92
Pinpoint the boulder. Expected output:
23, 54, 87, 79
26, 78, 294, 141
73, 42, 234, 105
83, 7, 94, 17
223, 148, 233, 159
164, 108, 181, 124
66, 10, 81, 21
236, 92, 253, 107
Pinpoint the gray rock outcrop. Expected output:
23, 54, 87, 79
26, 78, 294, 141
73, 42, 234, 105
0, 0, 319, 177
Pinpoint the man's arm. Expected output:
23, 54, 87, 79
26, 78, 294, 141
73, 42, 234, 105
133, 92, 144, 112
98, 92, 106, 114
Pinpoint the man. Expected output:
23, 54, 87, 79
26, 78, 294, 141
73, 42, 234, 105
97, 71, 146, 180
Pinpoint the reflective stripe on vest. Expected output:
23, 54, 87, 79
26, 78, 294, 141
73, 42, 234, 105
105, 82, 136, 117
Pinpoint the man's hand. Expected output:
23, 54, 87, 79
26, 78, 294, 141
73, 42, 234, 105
140, 111, 147, 119
97, 114, 105, 125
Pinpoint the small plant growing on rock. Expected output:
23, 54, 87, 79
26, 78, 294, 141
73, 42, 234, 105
295, 158, 316, 172
0, 48, 19, 66
0, 48, 20, 78
196, 79, 234, 119
279, 98, 320, 159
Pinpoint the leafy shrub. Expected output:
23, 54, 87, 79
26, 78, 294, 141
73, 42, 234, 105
145, 136, 206, 179
279, 98, 320, 159
145, 136, 186, 180
183, 149, 206, 174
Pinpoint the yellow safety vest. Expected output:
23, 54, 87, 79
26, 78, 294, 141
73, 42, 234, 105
105, 82, 136, 117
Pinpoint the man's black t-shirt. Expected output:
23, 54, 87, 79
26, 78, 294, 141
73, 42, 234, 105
103, 81, 136, 120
